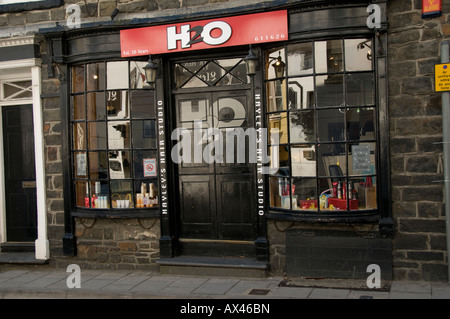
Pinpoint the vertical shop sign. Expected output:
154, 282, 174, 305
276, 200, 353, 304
157, 100, 168, 215
255, 93, 265, 216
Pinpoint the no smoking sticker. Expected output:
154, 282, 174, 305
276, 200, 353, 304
143, 158, 157, 177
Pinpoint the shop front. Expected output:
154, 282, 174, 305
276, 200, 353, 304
41, 0, 393, 279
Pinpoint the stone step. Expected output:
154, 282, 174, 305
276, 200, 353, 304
157, 256, 269, 278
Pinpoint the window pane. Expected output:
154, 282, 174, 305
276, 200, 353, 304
266, 47, 286, 80
135, 180, 159, 208
90, 181, 110, 209
107, 90, 129, 119
316, 74, 344, 108
345, 38, 373, 71
109, 150, 132, 179
72, 123, 86, 150
318, 143, 347, 177
107, 61, 129, 90
291, 145, 316, 177
89, 151, 108, 179
266, 80, 287, 112
268, 113, 288, 145
347, 107, 376, 141
131, 90, 155, 119
108, 121, 131, 149
130, 61, 148, 89
111, 180, 134, 208
317, 109, 345, 142
349, 142, 376, 176
71, 94, 85, 121
315, 39, 343, 74
87, 92, 106, 121
174, 63, 192, 88
75, 180, 89, 208
288, 77, 314, 109
270, 176, 294, 209
133, 150, 158, 179
71, 65, 84, 93
3, 81, 32, 99
288, 42, 313, 76
74, 152, 87, 178
346, 73, 374, 106
289, 110, 315, 143
87, 62, 105, 91
355, 177, 377, 210
293, 177, 317, 211
88, 122, 107, 150
269, 146, 290, 176
132, 120, 156, 149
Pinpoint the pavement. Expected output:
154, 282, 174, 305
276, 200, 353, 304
1, 264, 450, 300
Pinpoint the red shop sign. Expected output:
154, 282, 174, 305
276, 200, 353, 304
120, 10, 288, 57
422, 0, 442, 18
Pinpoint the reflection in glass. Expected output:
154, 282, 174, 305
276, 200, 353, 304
347, 108, 376, 141
71, 65, 85, 93
131, 90, 155, 119
108, 121, 131, 149
107, 61, 129, 90
71, 94, 85, 120
110, 180, 134, 208
87, 92, 106, 121
315, 40, 343, 74
346, 73, 374, 106
89, 151, 108, 179
268, 113, 288, 145
75, 180, 88, 208
130, 61, 148, 89
266, 47, 286, 80
318, 109, 345, 142
109, 151, 131, 179
291, 145, 316, 177
345, 38, 373, 71
107, 90, 129, 119
292, 177, 317, 211
87, 63, 105, 91
73, 123, 86, 150
269, 177, 293, 209
288, 42, 313, 76
267, 80, 286, 112
179, 99, 209, 127
288, 77, 314, 109
132, 120, 156, 149
74, 152, 87, 177
316, 74, 344, 107
270, 146, 290, 176
290, 111, 315, 143
88, 122, 107, 150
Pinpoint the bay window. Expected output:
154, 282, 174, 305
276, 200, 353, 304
266, 38, 378, 215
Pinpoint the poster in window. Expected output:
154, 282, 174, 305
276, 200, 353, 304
143, 158, 157, 177
76, 153, 87, 176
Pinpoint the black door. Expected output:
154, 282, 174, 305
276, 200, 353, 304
2, 105, 37, 242
174, 90, 256, 251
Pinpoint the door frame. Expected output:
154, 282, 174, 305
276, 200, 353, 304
0, 53, 49, 260
162, 49, 269, 261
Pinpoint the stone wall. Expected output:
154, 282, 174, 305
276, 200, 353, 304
388, 0, 450, 281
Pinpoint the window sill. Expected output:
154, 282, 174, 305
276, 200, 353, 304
265, 210, 380, 223
72, 208, 160, 219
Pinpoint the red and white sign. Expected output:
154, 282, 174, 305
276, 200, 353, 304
143, 158, 157, 177
120, 10, 288, 57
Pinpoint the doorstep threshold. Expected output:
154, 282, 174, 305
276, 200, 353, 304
0, 252, 47, 265
157, 256, 268, 269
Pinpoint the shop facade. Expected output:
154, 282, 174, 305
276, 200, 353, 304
0, 0, 449, 281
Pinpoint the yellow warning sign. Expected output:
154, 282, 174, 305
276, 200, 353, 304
435, 63, 450, 92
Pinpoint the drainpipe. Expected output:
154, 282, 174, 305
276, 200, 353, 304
441, 40, 450, 282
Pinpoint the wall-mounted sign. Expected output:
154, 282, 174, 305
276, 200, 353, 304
435, 63, 450, 92
120, 10, 288, 57
422, 0, 442, 18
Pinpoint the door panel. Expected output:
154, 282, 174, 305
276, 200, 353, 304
2, 105, 37, 242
